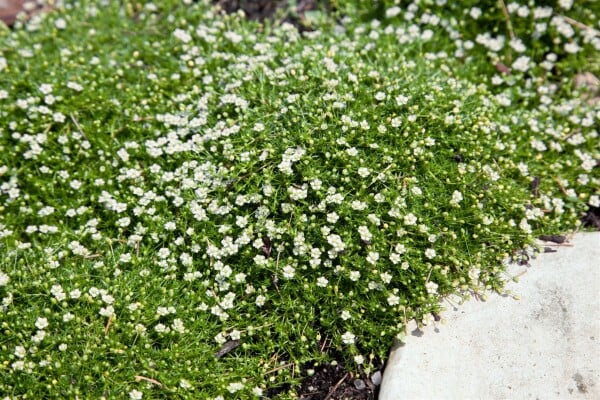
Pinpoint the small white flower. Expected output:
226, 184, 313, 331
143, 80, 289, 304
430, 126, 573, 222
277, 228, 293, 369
358, 226, 372, 242
32, 330, 46, 343
422, 313, 435, 326
404, 213, 417, 226
235, 215, 248, 228
173, 28, 192, 43
54, 18, 67, 30
366, 251, 379, 265
67, 81, 83, 91
51, 284, 66, 301
255, 295, 266, 307
309, 179, 323, 191
357, 167, 370, 178
14, 346, 26, 358
326, 212, 339, 224
346, 147, 358, 157
39, 84, 53, 95
157, 247, 170, 259
394, 243, 406, 254
99, 305, 114, 317
389, 253, 401, 264
351, 200, 367, 210
12, 361, 25, 371
519, 218, 532, 234
317, 276, 329, 288
381, 272, 392, 284
517, 5, 530, 17
425, 281, 438, 295
214, 332, 227, 345
35, 317, 49, 330
0, 272, 9, 286
559, 0, 573, 10
469, 7, 482, 19
129, 389, 143, 400
512, 56, 531, 72
341, 331, 356, 345
227, 382, 244, 393
180, 379, 193, 390
282, 265, 295, 279
387, 294, 400, 306
395, 95, 410, 106
425, 248, 436, 259
411, 186, 422, 196
172, 318, 186, 334
450, 190, 463, 206
326, 234, 346, 252
564, 42, 580, 54
391, 117, 402, 127
385, 6, 401, 18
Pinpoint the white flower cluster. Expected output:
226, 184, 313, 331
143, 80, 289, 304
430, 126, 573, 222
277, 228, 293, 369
277, 147, 305, 175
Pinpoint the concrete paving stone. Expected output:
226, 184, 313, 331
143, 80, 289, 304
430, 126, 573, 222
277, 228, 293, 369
380, 232, 600, 400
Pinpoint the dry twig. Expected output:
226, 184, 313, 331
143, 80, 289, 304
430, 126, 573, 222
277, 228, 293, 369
324, 372, 349, 400
562, 15, 600, 36
498, 0, 515, 39
265, 362, 295, 375
104, 315, 113, 335
134, 375, 163, 387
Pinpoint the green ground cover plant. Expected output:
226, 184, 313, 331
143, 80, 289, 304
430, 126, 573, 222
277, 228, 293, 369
0, 0, 598, 398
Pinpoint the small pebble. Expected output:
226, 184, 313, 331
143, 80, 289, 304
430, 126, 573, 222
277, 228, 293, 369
353, 379, 366, 390
371, 370, 382, 386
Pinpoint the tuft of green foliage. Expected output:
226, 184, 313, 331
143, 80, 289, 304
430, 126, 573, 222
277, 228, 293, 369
0, 0, 597, 398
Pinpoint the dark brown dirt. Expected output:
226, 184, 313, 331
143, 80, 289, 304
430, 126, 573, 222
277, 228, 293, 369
215, 0, 283, 20
582, 206, 600, 230
214, 0, 331, 31
296, 361, 382, 400
265, 356, 384, 400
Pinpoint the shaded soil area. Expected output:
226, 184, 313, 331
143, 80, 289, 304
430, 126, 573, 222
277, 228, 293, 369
265, 356, 384, 400
215, 0, 331, 31
296, 361, 383, 400
582, 206, 600, 230
215, 0, 286, 20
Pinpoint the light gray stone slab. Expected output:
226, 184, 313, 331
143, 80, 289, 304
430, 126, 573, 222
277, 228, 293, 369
380, 232, 600, 400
